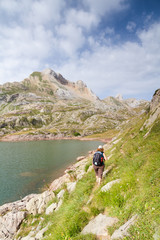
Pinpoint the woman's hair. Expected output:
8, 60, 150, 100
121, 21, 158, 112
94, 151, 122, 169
97, 148, 104, 152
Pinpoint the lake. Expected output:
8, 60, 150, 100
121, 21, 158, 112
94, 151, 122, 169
0, 139, 102, 205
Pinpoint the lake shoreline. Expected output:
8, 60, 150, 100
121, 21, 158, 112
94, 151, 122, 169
0, 139, 109, 207
0, 138, 112, 239
0, 138, 109, 207
0, 137, 112, 239
0, 133, 111, 143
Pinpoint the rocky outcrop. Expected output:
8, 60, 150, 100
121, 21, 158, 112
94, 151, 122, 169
49, 174, 71, 191
0, 190, 54, 239
45, 202, 57, 215
111, 215, 138, 239
19, 223, 50, 240
124, 98, 148, 108
82, 213, 118, 238
141, 89, 160, 130
26, 191, 55, 215
101, 179, 121, 192
0, 211, 26, 240
150, 89, 160, 112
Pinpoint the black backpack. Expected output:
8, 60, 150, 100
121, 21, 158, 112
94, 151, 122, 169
93, 152, 104, 166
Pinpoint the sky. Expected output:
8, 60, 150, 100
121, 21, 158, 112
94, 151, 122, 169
0, 0, 160, 100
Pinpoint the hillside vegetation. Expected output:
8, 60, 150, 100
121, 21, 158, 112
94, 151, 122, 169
15, 92, 160, 240
0, 69, 148, 140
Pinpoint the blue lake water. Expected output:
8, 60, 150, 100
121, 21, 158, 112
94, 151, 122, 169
0, 139, 102, 205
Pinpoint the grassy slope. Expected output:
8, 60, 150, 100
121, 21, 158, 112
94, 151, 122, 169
91, 115, 160, 239
18, 113, 160, 240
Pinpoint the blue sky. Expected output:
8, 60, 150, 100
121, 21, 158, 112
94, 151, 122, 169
0, 0, 160, 100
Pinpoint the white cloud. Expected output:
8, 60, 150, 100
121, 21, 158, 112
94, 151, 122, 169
0, 23, 55, 84
82, 0, 128, 16
25, 0, 66, 26
0, 0, 66, 84
0, 25, 54, 59
0, 0, 66, 27
105, 27, 115, 35
0, 0, 21, 14
126, 21, 136, 32
57, 23, 85, 56
0, 0, 159, 101
66, 9, 99, 30
56, 22, 160, 100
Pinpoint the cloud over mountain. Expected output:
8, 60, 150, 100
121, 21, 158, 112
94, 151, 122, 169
0, 0, 160, 100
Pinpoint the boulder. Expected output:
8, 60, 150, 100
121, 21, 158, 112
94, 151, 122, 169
35, 224, 50, 239
50, 174, 70, 191
82, 213, 118, 238
20, 224, 50, 240
21, 231, 35, 240
111, 215, 138, 239
55, 199, 63, 212
45, 203, 57, 215
21, 237, 35, 240
0, 194, 37, 216
67, 182, 77, 193
0, 211, 26, 240
77, 156, 86, 161
57, 189, 65, 199
101, 179, 121, 192
26, 190, 55, 215
103, 164, 115, 178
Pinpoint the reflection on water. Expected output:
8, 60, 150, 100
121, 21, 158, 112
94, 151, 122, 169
0, 139, 102, 205
20, 168, 45, 177
20, 172, 37, 177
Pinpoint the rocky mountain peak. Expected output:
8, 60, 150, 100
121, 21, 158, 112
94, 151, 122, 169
42, 68, 68, 85
41, 68, 57, 77
115, 94, 123, 101
27, 68, 99, 101
76, 80, 87, 89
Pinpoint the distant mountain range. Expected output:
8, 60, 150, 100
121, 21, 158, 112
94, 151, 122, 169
0, 69, 149, 140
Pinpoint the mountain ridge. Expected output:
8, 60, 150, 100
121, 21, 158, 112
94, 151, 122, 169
0, 69, 149, 140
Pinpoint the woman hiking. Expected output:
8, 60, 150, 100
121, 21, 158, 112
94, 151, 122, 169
93, 145, 107, 185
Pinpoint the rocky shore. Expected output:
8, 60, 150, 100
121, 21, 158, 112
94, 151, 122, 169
0, 137, 140, 240
0, 146, 96, 240
0, 132, 111, 143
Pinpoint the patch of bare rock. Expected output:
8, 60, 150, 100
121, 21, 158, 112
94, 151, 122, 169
101, 179, 121, 192
0, 191, 54, 240
81, 213, 118, 239
111, 215, 138, 239
81, 213, 138, 240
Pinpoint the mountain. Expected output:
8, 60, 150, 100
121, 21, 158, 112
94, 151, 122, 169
0, 69, 149, 140
142, 89, 160, 131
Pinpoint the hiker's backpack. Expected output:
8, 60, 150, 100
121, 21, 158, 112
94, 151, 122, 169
93, 152, 104, 166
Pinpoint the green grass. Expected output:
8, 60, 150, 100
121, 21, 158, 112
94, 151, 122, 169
89, 115, 160, 239
30, 71, 42, 81
43, 172, 96, 239
16, 113, 160, 240
85, 129, 119, 139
